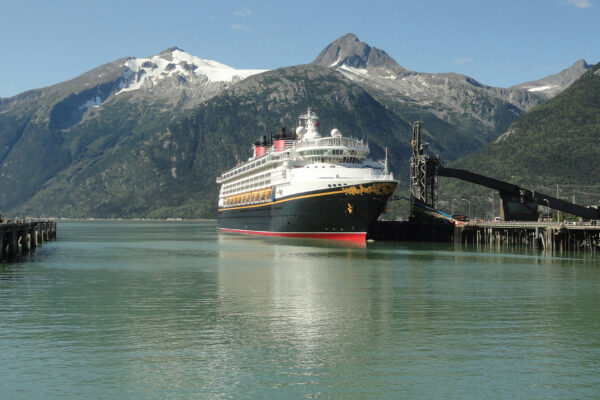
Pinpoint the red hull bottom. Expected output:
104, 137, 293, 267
218, 228, 367, 242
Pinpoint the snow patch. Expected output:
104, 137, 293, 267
338, 65, 368, 76
117, 49, 267, 94
79, 96, 103, 109
527, 85, 556, 92
329, 56, 343, 68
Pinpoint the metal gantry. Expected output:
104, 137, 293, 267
409, 122, 440, 213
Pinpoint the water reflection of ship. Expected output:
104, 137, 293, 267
215, 234, 393, 364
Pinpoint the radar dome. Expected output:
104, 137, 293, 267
296, 126, 306, 138
331, 128, 342, 138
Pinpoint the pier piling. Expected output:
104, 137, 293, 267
1, 220, 56, 262
452, 221, 599, 253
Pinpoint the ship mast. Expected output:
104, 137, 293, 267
298, 108, 321, 140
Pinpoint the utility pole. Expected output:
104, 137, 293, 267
461, 198, 471, 220
556, 184, 561, 222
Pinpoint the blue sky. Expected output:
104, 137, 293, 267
1, 0, 598, 97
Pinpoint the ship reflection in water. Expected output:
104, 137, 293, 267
215, 233, 382, 391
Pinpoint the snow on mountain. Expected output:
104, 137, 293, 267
117, 47, 267, 94
338, 64, 369, 77
526, 85, 557, 92
78, 96, 103, 109
312, 33, 543, 135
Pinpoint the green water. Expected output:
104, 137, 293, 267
1, 221, 599, 399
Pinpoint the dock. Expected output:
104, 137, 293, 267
455, 221, 600, 252
370, 220, 600, 252
377, 121, 600, 253
1, 220, 57, 261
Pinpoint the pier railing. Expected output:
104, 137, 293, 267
466, 220, 599, 229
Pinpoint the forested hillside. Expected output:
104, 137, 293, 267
438, 62, 600, 217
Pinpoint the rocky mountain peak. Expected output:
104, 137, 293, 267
511, 58, 592, 98
162, 46, 184, 53
157, 46, 184, 60
573, 59, 590, 69
312, 33, 406, 72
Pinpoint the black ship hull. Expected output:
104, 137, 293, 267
217, 182, 397, 242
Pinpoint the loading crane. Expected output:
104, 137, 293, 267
409, 122, 600, 221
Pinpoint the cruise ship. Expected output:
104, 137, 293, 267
216, 108, 398, 241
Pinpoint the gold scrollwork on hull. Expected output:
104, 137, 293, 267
347, 203, 354, 214
341, 182, 397, 197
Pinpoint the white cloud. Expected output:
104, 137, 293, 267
454, 57, 473, 65
230, 24, 252, 32
567, 0, 592, 8
234, 8, 252, 16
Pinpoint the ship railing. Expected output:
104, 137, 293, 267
295, 137, 368, 150
364, 171, 395, 180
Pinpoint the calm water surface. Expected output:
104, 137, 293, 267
1, 221, 599, 399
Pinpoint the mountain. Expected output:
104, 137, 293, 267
5, 65, 415, 218
0, 48, 266, 216
0, 47, 266, 126
313, 34, 543, 145
455, 61, 600, 183
313, 33, 406, 74
116, 47, 267, 106
439, 62, 600, 217
0, 35, 590, 219
511, 59, 591, 98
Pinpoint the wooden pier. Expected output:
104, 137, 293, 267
0, 220, 57, 261
370, 220, 600, 253
454, 221, 600, 253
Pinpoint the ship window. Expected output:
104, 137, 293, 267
328, 184, 332, 187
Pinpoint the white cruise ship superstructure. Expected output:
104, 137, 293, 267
216, 108, 397, 241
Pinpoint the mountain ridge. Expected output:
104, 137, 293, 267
0, 34, 594, 218
438, 61, 600, 218
511, 59, 592, 98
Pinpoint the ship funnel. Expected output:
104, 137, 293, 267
254, 135, 267, 157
